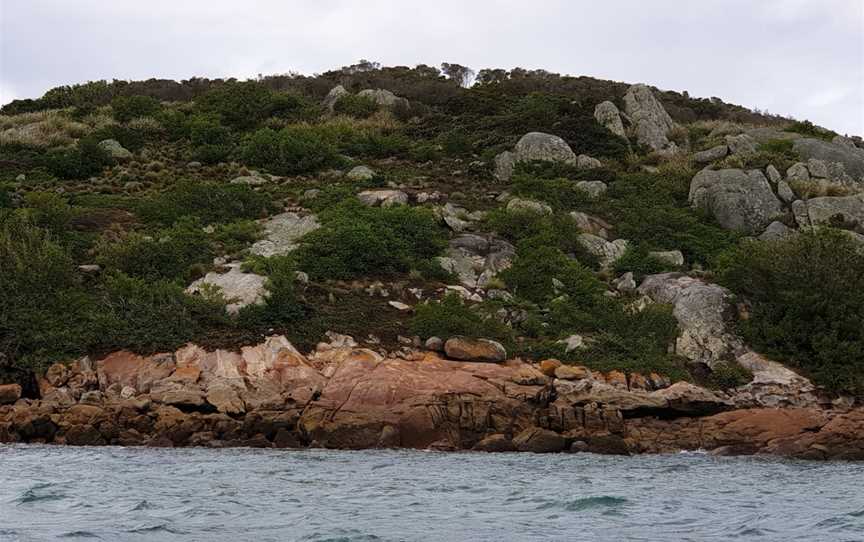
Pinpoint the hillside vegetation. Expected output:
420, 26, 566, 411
2, 61, 863, 396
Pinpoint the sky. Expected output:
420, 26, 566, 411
1, 0, 862, 135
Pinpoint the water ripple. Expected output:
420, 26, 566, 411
0, 444, 863, 541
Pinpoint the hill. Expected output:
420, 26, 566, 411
2, 61, 864, 404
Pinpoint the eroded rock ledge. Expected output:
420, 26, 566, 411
1, 336, 861, 460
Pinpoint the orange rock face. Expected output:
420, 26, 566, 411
1, 335, 862, 459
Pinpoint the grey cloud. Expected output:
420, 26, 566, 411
1, 0, 861, 135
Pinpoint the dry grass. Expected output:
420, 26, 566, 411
0, 108, 116, 148
789, 179, 858, 199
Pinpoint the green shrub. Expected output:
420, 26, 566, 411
613, 245, 676, 282
111, 95, 161, 123
410, 294, 511, 341
500, 244, 604, 304
189, 114, 234, 164
785, 120, 836, 141
513, 160, 618, 184
510, 173, 593, 211
195, 82, 278, 130
600, 172, 740, 265
0, 216, 96, 374
212, 220, 261, 255
240, 126, 341, 175
342, 132, 411, 159
43, 137, 113, 179
155, 109, 191, 140
92, 272, 226, 353
534, 297, 685, 380
21, 192, 73, 232
702, 362, 753, 390
333, 94, 379, 118
96, 219, 213, 281
295, 200, 446, 280
139, 180, 272, 225
237, 256, 306, 327
719, 229, 864, 393
484, 208, 597, 265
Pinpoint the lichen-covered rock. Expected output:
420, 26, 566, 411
322, 85, 349, 111
436, 234, 515, 289
577, 233, 629, 268
577, 154, 602, 169
357, 189, 409, 207
647, 250, 684, 267
506, 197, 552, 215
733, 352, 818, 408
593, 101, 626, 138
250, 212, 320, 257
694, 145, 729, 164
357, 88, 409, 109
758, 221, 796, 241
793, 137, 864, 181
766, 164, 782, 183
725, 134, 758, 155
638, 273, 742, 367
575, 180, 607, 199
98, 139, 132, 161
514, 132, 577, 165
493, 150, 516, 182
186, 263, 267, 314
623, 84, 676, 152
444, 337, 507, 363
569, 211, 612, 239
792, 193, 864, 228
777, 180, 796, 203
346, 165, 375, 181
689, 168, 783, 234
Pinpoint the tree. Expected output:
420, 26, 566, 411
441, 63, 475, 88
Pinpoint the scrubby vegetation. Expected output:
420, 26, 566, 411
719, 230, 864, 393
1, 60, 860, 398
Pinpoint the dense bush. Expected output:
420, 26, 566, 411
139, 180, 272, 225
599, 172, 740, 265
500, 245, 603, 303
295, 200, 446, 280
0, 216, 95, 373
92, 272, 226, 352
194, 82, 279, 130
719, 229, 864, 393
195, 82, 315, 130
96, 219, 213, 281
237, 256, 306, 327
613, 246, 676, 282
240, 126, 341, 175
189, 114, 234, 164
410, 294, 511, 342
43, 138, 113, 179
333, 94, 379, 118
484, 208, 597, 265
111, 95, 161, 123
21, 192, 73, 232
510, 173, 593, 211
517, 296, 686, 380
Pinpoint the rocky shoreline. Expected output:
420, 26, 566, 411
1, 335, 862, 460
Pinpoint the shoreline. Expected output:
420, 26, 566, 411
2, 335, 862, 460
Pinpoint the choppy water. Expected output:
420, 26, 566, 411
1, 446, 863, 541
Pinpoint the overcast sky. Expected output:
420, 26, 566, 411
1, 0, 862, 135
